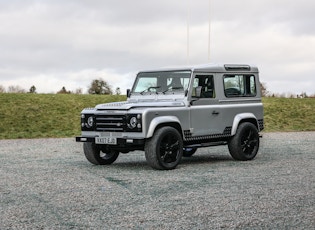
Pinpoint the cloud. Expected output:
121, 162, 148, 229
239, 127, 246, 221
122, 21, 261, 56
0, 68, 135, 94
0, 0, 315, 95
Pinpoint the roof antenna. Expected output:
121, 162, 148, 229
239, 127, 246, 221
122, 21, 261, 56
208, 0, 211, 63
187, 0, 190, 65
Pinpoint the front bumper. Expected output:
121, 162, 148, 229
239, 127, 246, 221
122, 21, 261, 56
75, 136, 145, 145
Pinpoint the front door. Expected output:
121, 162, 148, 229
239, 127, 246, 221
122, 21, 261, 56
190, 74, 224, 137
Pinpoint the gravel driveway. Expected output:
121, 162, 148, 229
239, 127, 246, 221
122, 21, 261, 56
1, 132, 314, 229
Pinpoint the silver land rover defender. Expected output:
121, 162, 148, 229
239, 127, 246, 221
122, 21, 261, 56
76, 64, 264, 170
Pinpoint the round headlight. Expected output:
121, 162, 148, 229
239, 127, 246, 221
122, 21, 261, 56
129, 117, 138, 129
87, 116, 94, 128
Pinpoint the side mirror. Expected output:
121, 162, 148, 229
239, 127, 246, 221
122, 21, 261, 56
127, 89, 131, 98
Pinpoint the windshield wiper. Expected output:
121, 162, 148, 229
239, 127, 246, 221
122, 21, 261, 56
140, 86, 161, 95
162, 87, 183, 94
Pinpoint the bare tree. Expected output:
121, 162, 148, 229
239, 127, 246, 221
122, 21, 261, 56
75, 88, 83, 94
88, 78, 113, 95
8, 85, 26, 93
115, 87, 121, 95
0, 85, 5, 93
260, 82, 269, 97
57, 86, 71, 94
300, 92, 308, 98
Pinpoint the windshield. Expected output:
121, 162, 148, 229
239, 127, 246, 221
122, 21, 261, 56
131, 71, 191, 95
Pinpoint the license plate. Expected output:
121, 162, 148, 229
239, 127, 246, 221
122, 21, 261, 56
95, 137, 117, 145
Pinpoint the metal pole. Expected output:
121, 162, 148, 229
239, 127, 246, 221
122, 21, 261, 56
208, 0, 211, 62
187, 0, 190, 65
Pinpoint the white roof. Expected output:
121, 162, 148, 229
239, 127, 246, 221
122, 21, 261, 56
139, 63, 259, 73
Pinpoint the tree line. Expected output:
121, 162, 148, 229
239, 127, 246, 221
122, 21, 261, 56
260, 82, 315, 98
0, 80, 314, 98
0, 79, 122, 95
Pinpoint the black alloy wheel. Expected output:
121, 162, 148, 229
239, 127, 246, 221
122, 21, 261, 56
83, 142, 119, 165
228, 122, 260, 161
145, 126, 183, 170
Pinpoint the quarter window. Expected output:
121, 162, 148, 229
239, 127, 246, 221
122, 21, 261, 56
224, 75, 256, 97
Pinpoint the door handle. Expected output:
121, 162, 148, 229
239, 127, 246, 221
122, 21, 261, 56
212, 111, 219, 115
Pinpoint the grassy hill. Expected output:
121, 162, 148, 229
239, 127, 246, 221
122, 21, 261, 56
0, 94, 314, 139
0, 94, 125, 139
263, 97, 315, 132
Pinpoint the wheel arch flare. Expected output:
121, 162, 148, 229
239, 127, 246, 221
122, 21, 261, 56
146, 116, 182, 139
231, 113, 259, 136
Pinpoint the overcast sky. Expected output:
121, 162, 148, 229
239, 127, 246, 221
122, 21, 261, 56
0, 0, 315, 95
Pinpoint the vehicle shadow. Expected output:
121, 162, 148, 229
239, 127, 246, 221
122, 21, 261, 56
108, 152, 234, 170
180, 154, 233, 166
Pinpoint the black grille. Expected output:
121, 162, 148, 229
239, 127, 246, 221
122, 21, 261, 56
258, 119, 264, 131
184, 130, 192, 138
95, 115, 126, 132
223, 127, 232, 135
184, 127, 232, 141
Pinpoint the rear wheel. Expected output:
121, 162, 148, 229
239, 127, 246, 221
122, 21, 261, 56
228, 122, 259, 161
145, 127, 183, 170
83, 142, 119, 165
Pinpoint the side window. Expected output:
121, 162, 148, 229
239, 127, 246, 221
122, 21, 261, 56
224, 75, 256, 97
249, 76, 257, 95
191, 78, 199, 97
193, 75, 215, 98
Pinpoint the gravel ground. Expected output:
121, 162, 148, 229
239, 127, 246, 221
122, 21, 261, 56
0, 132, 314, 229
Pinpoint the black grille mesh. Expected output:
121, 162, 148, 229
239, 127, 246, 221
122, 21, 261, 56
95, 115, 126, 132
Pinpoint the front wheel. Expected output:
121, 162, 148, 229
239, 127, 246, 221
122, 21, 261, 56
228, 122, 260, 161
83, 142, 119, 165
183, 147, 197, 157
145, 127, 183, 170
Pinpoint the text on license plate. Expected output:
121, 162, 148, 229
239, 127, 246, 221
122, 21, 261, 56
95, 137, 117, 145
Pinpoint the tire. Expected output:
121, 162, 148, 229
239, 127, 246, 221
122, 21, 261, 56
145, 127, 183, 170
83, 142, 119, 165
183, 148, 197, 157
228, 122, 260, 161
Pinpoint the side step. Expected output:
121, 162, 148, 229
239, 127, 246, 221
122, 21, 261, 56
184, 141, 227, 149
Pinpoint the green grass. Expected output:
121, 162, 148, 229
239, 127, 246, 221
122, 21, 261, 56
262, 97, 315, 132
0, 94, 314, 139
0, 94, 126, 139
